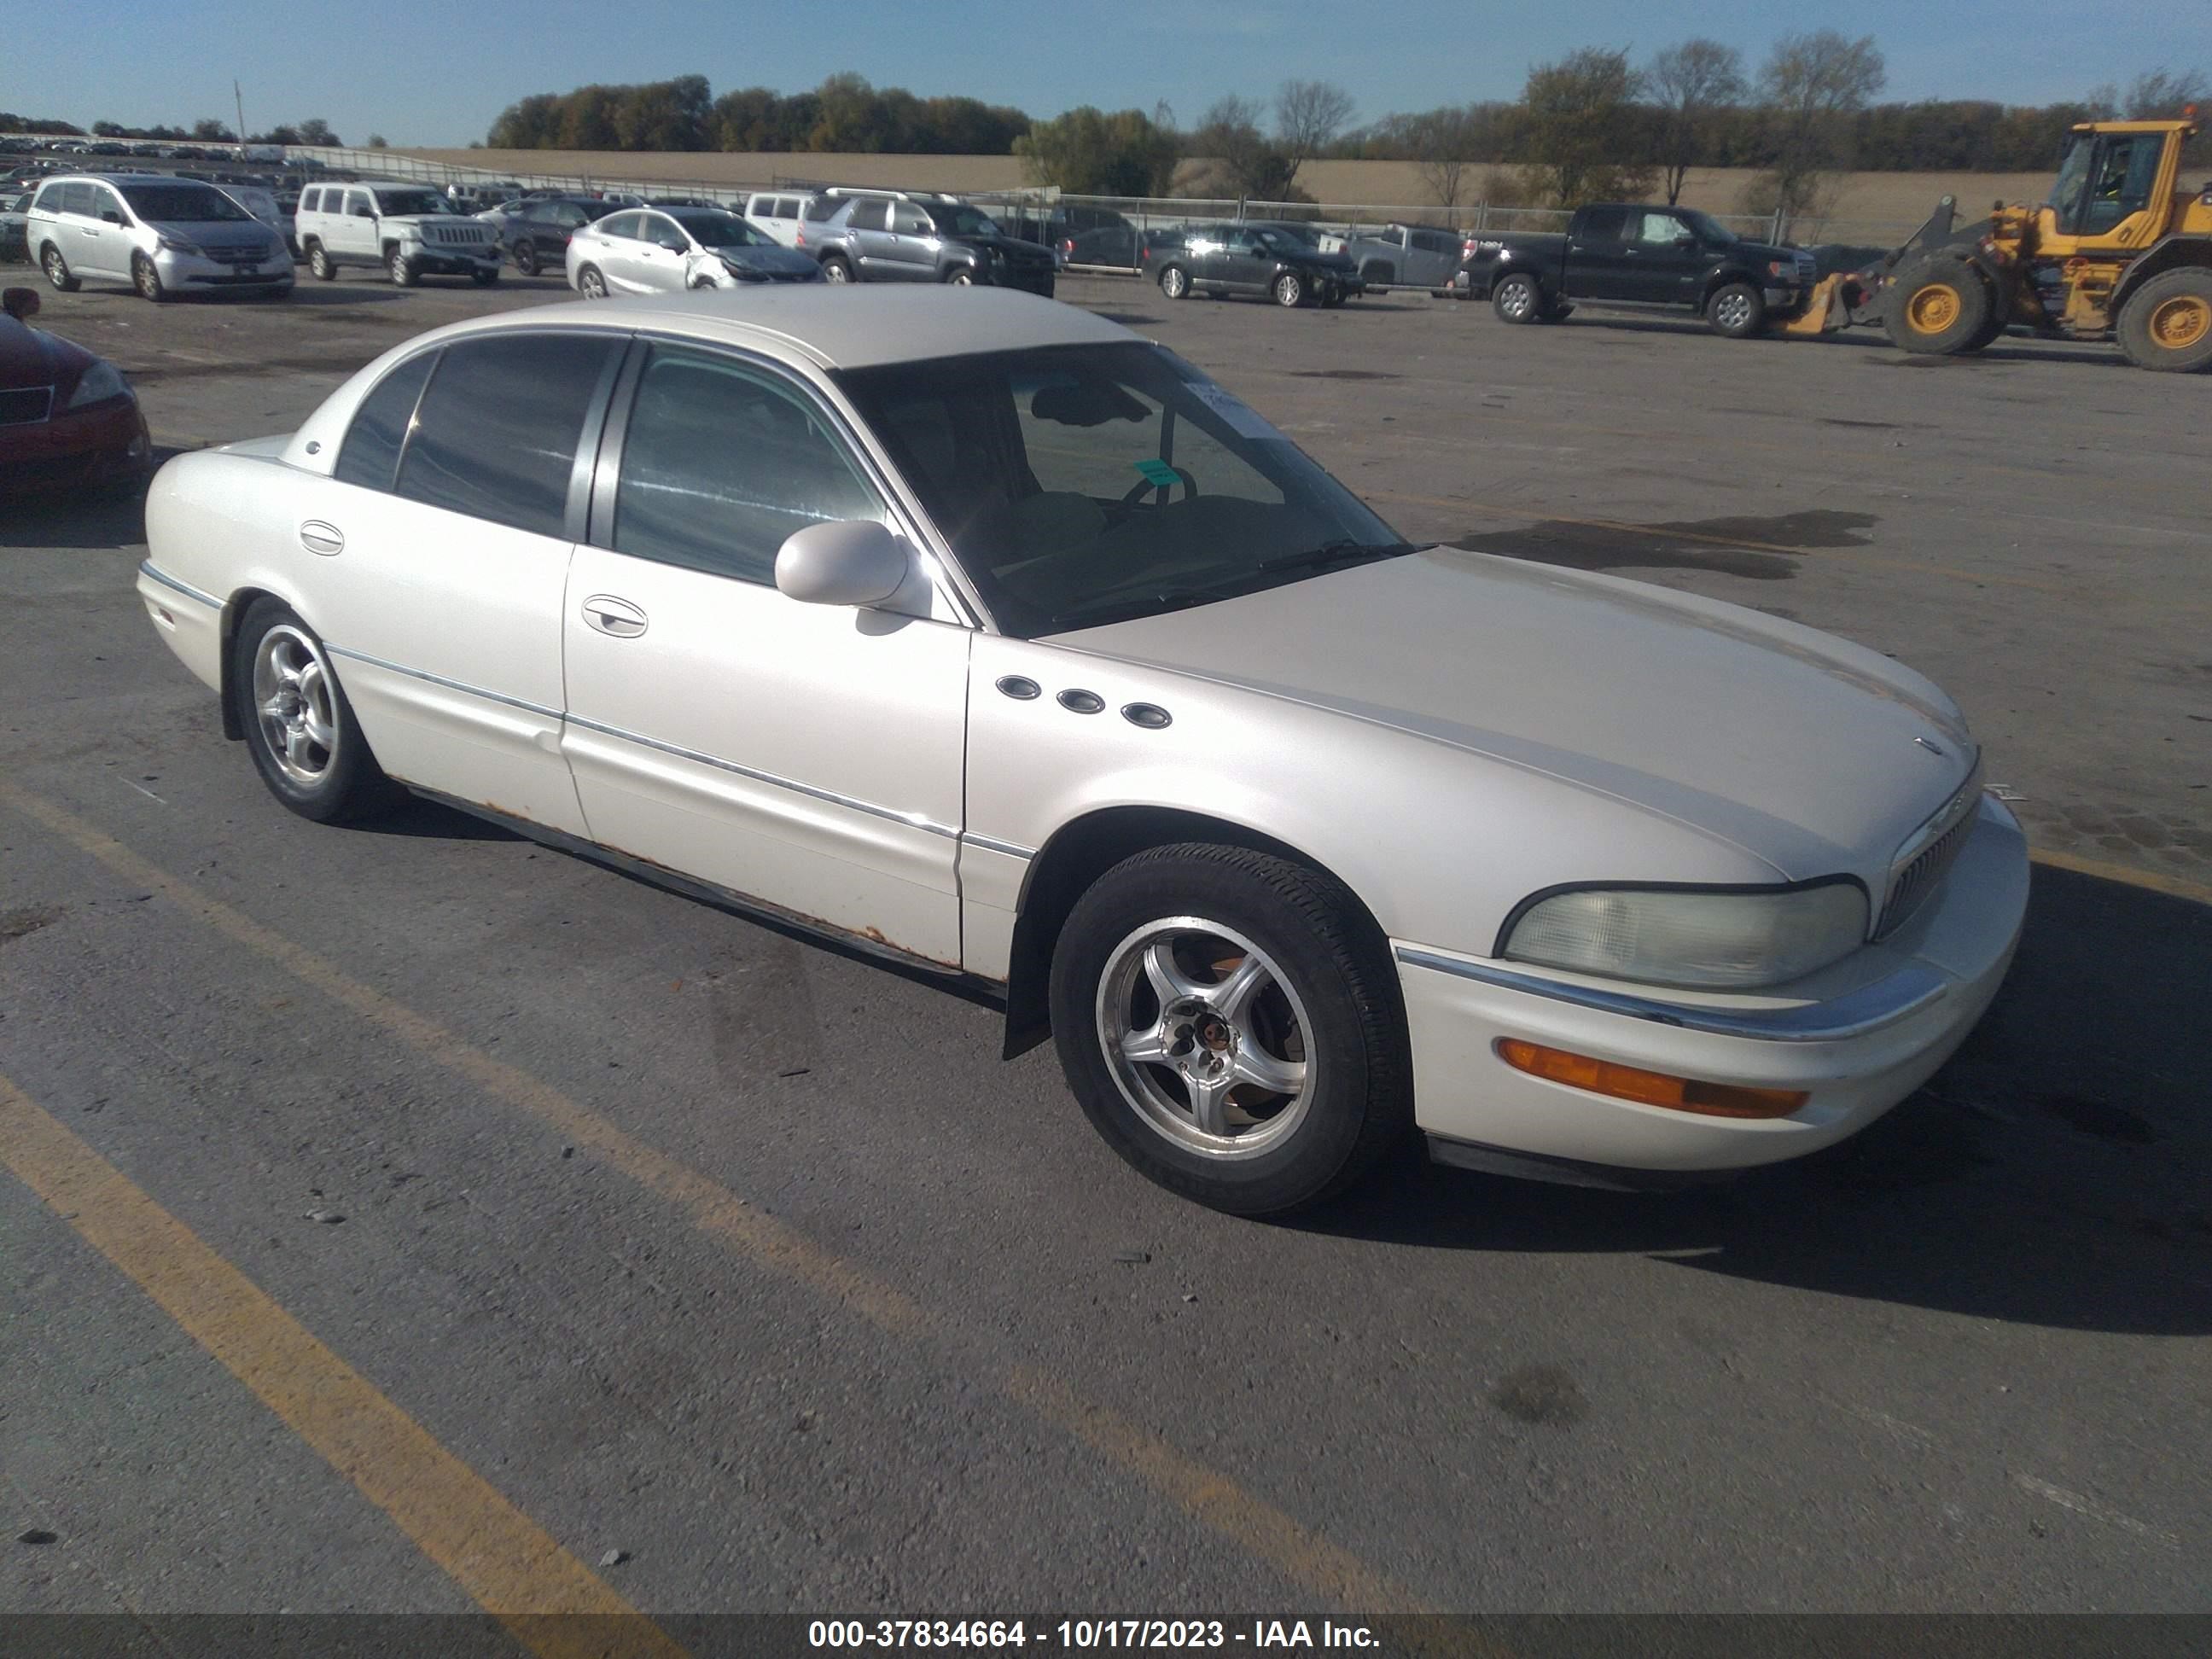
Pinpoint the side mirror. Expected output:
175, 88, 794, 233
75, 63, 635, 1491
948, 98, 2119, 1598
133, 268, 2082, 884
3, 286, 40, 321
775, 519, 910, 608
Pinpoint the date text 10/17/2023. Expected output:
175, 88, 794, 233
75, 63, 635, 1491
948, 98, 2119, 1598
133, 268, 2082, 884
807, 1621, 1382, 1650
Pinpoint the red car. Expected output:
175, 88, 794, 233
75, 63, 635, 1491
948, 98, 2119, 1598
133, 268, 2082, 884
0, 287, 152, 494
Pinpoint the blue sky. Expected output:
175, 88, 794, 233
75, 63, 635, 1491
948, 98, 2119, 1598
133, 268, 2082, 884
23, 0, 2204, 146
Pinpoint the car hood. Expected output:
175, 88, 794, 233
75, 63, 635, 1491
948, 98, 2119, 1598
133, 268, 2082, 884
1055, 550, 1978, 879
711, 243, 819, 276
952, 233, 1055, 263
1730, 240, 1802, 265
0, 317, 92, 394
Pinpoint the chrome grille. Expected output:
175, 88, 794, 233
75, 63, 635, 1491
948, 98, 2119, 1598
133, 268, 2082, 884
1877, 764, 1982, 937
203, 244, 265, 265
0, 385, 53, 426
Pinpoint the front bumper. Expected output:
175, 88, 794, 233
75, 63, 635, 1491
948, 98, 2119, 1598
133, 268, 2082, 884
0, 396, 152, 493
987, 265, 1056, 298
1395, 796, 2029, 1177
403, 245, 502, 276
154, 247, 294, 290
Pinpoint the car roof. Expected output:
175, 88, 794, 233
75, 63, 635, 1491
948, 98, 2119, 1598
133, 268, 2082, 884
422, 287, 1133, 372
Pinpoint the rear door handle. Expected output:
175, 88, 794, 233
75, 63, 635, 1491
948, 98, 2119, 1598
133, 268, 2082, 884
581, 595, 648, 638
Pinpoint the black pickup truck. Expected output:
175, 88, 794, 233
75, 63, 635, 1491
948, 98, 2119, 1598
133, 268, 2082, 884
1453, 204, 1817, 338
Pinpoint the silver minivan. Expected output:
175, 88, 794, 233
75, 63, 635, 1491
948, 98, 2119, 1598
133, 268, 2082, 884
27, 174, 294, 301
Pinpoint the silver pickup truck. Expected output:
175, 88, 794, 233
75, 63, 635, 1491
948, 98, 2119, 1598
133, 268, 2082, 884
1318, 222, 1464, 290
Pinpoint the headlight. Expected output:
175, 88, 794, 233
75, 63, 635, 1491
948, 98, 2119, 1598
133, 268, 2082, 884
1501, 882, 1868, 989
66, 359, 129, 409
156, 235, 203, 257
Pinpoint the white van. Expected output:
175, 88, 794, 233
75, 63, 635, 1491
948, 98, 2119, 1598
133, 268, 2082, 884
26, 173, 293, 300
741, 190, 818, 248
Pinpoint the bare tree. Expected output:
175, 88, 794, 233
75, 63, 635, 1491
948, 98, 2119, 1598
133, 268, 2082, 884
1188, 95, 1298, 200
2123, 67, 2208, 118
1275, 79, 1355, 181
1749, 31, 1885, 220
1398, 108, 1477, 208
1518, 47, 1655, 207
1648, 39, 1746, 204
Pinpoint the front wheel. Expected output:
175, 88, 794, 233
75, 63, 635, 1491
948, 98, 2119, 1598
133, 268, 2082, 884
946, 266, 975, 285
1883, 255, 1993, 355
820, 254, 852, 284
1158, 264, 1190, 300
306, 242, 337, 281
387, 247, 417, 287
1272, 271, 1307, 308
1048, 844, 1411, 1214
133, 253, 168, 303
1706, 281, 1766, 339
41, 243, 79, 292
1492, 272, 1541, 323
230, 599, 398, 824
2116, 268, 2212, 373
576, 264, 608, 299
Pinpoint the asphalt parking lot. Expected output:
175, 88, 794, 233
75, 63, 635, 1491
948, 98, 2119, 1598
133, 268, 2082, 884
3, 266, 2209, 1634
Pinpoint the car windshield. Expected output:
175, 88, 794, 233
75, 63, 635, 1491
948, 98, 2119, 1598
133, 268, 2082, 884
675, 210, 769, 248
1260, 223, 1323, 246
1681, 209, 1735, 244
835, 342, 1414, 637
2049, 133, 2094, 212
378, 189, 452, 215
117, 183, 249, 223
934, 205, 1002, 237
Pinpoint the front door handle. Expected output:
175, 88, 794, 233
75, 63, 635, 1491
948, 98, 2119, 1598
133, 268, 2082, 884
300, 520, 344, 556
581, 595, 648, 638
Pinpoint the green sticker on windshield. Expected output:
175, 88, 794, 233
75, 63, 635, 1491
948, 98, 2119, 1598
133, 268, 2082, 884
1133, 457, 1179, 488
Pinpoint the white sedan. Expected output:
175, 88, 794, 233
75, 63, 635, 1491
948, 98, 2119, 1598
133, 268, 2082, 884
136, 288, 2028, 1214
567, 206, 823, 297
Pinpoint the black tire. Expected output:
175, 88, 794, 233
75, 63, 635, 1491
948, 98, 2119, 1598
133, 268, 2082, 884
1360, 260, 1394, 287
1157, 264, 1190, 300
2115, 268, 2212, 374
230, 598, 398, 825
470, 266, 499, 287
945, 266, 975, 285
511, 239, 538, 276
387, 247, 416, 288
132, 253, 168, 303
1492, 272, 1541, 323
1706, 280, 1767, 339
40, 243, 79, 292
819, 253, 853, 283
1883, 255, 1993, 355
1961, 311, 2008, 352
306, 242, 336, 281
1048, 843, 1412, 1215
576, 264, 608, 300
1272, 271, 1307, 308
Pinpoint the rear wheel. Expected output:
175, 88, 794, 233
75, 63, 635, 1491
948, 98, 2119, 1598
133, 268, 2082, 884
1050, 844, 1412, 1215
40, 243, 79, 292
1707, 281, 1767, 339
306, 242, 337, 281
1492, 272, 1541, 323
1883, 256, 1993, 355
1272, 271, 1307, 308
576, 264, 608, 299
2116, 268, 2212, 373
511, 240, 538, 276
132, 253, 168, 303
820, 253, 852, 283
1158, 264, 1190, 300
230, 599, 398, 825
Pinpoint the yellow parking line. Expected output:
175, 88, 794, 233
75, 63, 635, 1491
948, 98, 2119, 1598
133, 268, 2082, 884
0, 1072, 684, 1659
2028, 847, 2212, 905
0, 780, 1436, 1615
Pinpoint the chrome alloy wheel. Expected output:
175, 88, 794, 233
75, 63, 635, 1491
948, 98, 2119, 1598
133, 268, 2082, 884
252, 625, 340, 786
1096, 917, 1314, 1158
1712, 288, 1755, 332
1497, 277, 1535, 320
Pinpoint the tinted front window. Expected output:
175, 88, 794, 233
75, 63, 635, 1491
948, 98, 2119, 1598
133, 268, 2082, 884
1681, 210, 1734, 244
891, 203, 928, 235
118, 183, 248, 222
61, 182, 95, 217
1627, 212, 1685, 246
775, 197, 799, 218
614, 346, 884, 585
598, 212, 642, 239
396, 334, 619, 537
335, 350, 437, 492
934, 206, 1001, 236
837, 343, 1406, 637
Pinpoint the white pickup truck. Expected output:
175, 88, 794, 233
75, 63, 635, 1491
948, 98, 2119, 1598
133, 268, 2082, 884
295, 182, 503, 287
1318, 222, 1464, 291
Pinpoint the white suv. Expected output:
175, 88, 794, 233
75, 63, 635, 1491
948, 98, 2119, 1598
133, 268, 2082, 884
27, 174, 293, 301
295, 183, 502, 287
740, 190, 819, 248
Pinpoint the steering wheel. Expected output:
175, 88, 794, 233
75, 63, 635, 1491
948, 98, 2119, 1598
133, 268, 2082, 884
1118, 465, 1197, 509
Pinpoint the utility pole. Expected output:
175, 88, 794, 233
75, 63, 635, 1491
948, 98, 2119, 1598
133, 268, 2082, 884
233, 80, 247, 153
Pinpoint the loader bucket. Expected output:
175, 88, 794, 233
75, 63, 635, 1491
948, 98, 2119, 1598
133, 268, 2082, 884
1779, 273, 1865, 337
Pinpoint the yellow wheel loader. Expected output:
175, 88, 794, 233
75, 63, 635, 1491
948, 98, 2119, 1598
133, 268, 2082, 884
1784, 118, 2212, 371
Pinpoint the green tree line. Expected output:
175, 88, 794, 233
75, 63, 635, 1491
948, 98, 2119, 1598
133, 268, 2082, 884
483, 74, 1028, 155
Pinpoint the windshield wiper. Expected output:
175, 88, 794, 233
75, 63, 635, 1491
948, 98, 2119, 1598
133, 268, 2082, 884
1042, 585, 1234, 632
1255, 539, 1422, 576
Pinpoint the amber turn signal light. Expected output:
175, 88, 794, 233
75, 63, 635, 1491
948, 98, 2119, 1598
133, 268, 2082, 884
1495, 1039, 1809, 1120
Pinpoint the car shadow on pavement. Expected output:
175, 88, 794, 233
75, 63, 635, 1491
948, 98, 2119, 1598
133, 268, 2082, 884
264, 285, 411, 306
0, 470, 155, 550
1298, 865, 2212, 1336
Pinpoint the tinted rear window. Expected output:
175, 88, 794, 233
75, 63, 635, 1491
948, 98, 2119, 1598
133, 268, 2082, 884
335, 350, 438, 492
395, 334, 620, 537
844, 200, 888, 231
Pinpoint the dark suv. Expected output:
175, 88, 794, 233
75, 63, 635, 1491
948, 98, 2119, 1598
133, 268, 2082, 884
804, 192, 1055, 295
505, 196, 618, 276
